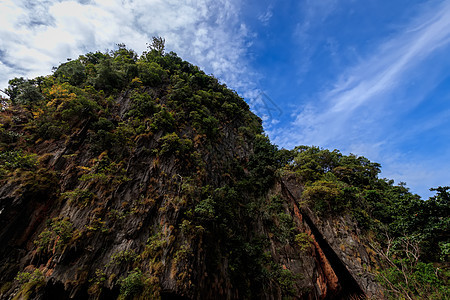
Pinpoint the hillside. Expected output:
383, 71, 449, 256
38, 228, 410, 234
0, 42, 448, 299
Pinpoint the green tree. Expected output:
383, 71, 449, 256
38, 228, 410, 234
5, 77, 43, 106
53, 60, 86, 86
149, 36, 165, 55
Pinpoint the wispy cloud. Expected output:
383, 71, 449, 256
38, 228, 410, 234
329, 4, 450, 114
269, 1, 450, 197
381, 149, 450, 199
258, 5, 273, 25
0, 0, 253, 93
293, 0, 339, 79
274, 1, 450, 147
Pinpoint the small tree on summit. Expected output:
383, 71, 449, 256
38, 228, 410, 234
150, 36, 165, 55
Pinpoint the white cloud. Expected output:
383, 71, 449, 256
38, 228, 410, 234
276, 1, 450, 148
0, 0, 253, 94
381, 155, 450, 199
269, 1, 450, 198
329, 4, 450, 114
258, 5, 273, 25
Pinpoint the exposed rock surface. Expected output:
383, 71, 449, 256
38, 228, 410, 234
0, 133, 382, 299
0, 49, 385, 299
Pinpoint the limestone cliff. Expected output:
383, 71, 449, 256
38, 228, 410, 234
0, 47, 386, 299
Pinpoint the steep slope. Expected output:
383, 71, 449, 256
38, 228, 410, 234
0, 45, 447, 300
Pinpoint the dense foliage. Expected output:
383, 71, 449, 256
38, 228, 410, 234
0, 41, 295, 298
284, 146, 449, 299
0, 41, 448, 299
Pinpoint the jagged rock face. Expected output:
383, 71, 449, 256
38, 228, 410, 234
0, 146, 382, 299
0, 49, 384, 299
0, 91, 261, 299
277, 179, 384, 299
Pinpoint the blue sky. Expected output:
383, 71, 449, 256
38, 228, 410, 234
1, 0, 450, 199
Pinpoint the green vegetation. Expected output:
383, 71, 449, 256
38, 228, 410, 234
0, 40, 447, 299
0, 40, 284, 298
13, 269, 45, 300
62, 188, 95, 207
294, 233, 313, 252
79, 153, 129, 186
284, 145, 449, 299
0, 150, 37, 178
5, 77, 44, 106
158, 132, 193, 157
119, 268, 144, 300
34, 218, 73, 253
